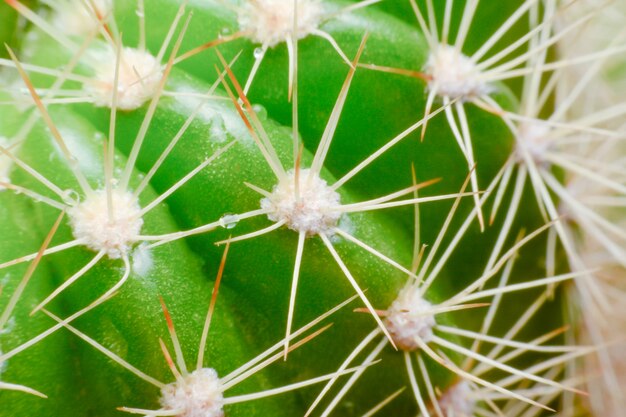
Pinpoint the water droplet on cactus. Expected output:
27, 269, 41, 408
219, 213, 240, 229
252, 104, 267, 119
62, 189, 80, 205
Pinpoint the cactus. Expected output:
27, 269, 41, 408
0, 1, 624, 416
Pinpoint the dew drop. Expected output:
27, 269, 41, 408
253, 47, 264, 59
252, 104, 267, 119
219, 213, 240, 229
62, 189, 80, 205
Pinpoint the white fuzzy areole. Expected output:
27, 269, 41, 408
516, 121, 552, 161
50, 0, 112, 36
384, 286, 436, 351
160, 368, 225, 417
261, 169, 341, 236
90, 47, 163, 111
438, 381, 475, 417
68, 189, 143, 259
426, 45, 490, 101
237, 0, 324, 47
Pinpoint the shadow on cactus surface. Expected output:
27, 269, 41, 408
0, 0, 625, 416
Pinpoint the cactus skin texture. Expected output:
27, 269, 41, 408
0, 1, 625, 417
